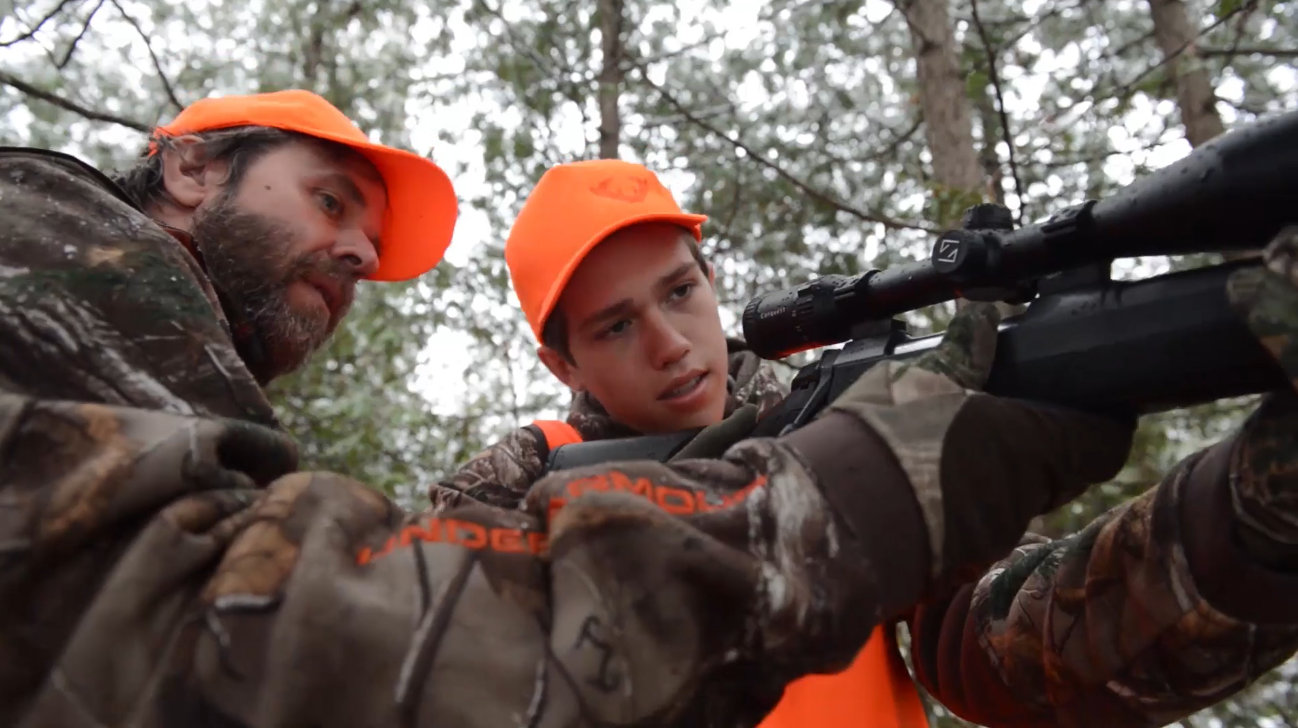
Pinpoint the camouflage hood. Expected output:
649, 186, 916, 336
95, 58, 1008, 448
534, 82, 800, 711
565, 337, 789, 440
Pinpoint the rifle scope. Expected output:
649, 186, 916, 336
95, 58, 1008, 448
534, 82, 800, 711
742, 108, 1298, 361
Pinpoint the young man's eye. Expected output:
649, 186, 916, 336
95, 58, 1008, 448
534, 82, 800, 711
668, 282, 695, 301
599, 320, 631, 339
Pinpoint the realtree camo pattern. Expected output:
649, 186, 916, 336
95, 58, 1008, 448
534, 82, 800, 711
0, 147, 277, 426
903, 242, 1298, 727
3, 146, 1298, 728
430, 337, 788, 512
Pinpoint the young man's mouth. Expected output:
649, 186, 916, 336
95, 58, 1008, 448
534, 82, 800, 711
658, 369, 710, 406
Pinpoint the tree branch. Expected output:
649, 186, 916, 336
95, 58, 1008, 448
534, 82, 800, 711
106, 0, 184, 110
1199, 45, 1298, 59
56, 0, 104, 69
1, 0, 82, 47
476, 0, 595, 154
969, 0, 1023, 225
0, 70, 149, 131
636, 103, 732, 128
629, 30, 727, 68
630, 63, 938, 233
1215, 93, 1270, 116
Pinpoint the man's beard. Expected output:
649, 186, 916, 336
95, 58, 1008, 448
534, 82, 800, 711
191, 194, 353, 381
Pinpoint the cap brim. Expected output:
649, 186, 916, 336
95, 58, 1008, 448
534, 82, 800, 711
301, 130, 459, 283
533, 211, 708, 337
356, 144, 459, 282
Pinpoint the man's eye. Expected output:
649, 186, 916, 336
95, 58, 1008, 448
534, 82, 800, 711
317, 191, 344, 217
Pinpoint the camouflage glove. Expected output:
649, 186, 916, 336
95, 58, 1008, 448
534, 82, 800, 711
669, 403, 759, 462
783, 302, 1136, 607
1228, 226, 1298, 393
0, 393, 300, 555
1221, 227, 1298, 570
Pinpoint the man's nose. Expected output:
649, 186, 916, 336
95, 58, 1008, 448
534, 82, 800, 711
333, 228, 379, 278
645, 313, 690, 369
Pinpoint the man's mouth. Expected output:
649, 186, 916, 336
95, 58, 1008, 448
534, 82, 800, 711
658, 370, 709, 401
302, 274, 347, 318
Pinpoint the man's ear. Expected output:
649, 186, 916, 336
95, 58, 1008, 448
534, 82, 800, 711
159, 135, 226, 211
706, 261, 716, 287
538, 345, 585, 393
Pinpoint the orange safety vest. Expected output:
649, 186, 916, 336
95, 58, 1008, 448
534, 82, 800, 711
532, 420, 930, 728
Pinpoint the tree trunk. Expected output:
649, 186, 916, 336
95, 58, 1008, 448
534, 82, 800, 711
975, 85, 1006, 207
1147, 0, 1254, 259
1147, 0, 1226, 148
596, 0, 623, 159
900, 0, 1025, 320
898, 0, 983, 228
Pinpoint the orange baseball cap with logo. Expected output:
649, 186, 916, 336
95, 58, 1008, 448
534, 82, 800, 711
505, 159, 708, 339
151, 89, 457, 282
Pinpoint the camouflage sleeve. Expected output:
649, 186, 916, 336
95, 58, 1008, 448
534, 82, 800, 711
907, 393, 1298, 728
428, 426, 548, 512
0, 150, 275, 426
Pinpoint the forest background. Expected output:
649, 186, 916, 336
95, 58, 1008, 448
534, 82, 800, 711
2, 0, 1295, 723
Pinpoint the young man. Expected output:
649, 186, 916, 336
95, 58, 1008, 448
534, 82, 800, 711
434, 160, 785, 512
435, 159, 930, 728
441, 158, 1298, 728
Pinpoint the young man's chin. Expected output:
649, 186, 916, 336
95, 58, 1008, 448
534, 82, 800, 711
655, 393, 728, 433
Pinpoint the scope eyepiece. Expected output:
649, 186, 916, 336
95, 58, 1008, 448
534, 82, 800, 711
742, 273, 859, 360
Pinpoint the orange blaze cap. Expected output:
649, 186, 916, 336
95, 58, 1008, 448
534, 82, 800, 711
505, 159, 708, 340
151, 89, 458, 282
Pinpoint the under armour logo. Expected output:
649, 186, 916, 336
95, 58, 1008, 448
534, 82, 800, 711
590, 175, 650, 203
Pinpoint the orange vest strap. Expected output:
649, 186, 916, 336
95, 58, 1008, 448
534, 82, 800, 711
531, 419, 585, 448
757, 624, 929, 728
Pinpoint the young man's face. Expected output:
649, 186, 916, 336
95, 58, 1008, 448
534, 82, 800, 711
160, 138, 386, 380
539, 222, 730, 434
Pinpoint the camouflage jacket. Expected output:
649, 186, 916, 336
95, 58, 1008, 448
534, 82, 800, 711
3, 144, 1298, 728
432, 339, 788, 511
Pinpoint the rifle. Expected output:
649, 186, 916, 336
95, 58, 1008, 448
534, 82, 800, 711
545, 108, 1298, 474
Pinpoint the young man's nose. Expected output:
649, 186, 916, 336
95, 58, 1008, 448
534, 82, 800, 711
643, 312, 691, 370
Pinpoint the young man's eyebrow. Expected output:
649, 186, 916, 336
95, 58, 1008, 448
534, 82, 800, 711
656, 262, 698, 289
580, 299, 635, 331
